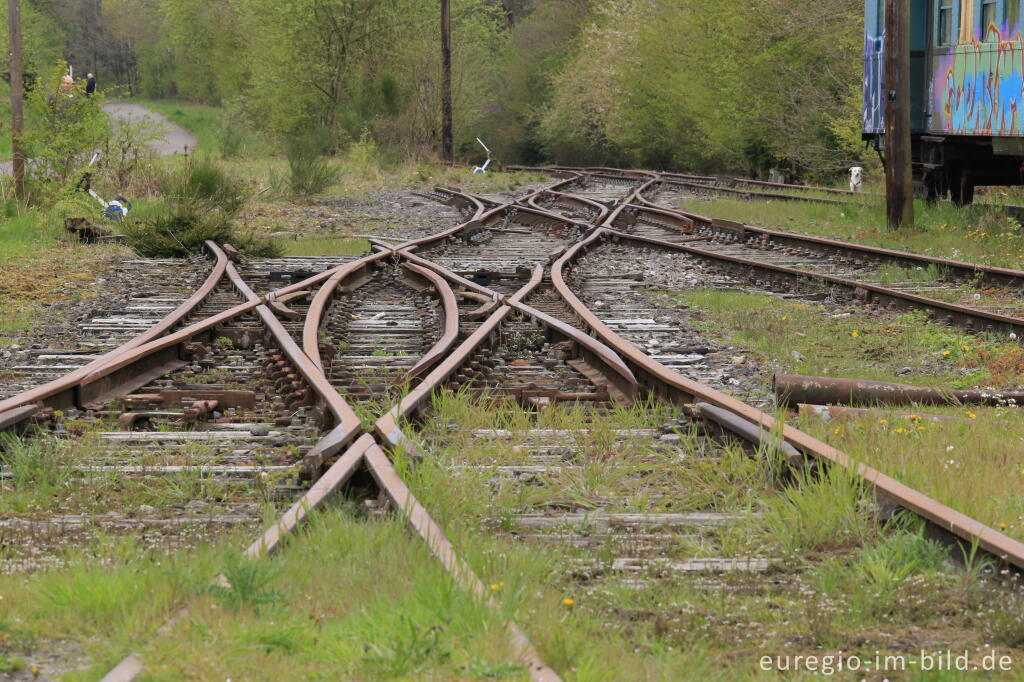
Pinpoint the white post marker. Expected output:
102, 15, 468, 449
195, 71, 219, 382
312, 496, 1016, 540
473, 137, 491, 174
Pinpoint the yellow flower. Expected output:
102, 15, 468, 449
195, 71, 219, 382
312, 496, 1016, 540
909, 414, 919, 420
490, 582, 505, 591
851, 331, 859, 338
878, 419, 888, 425
1000, 522, 1008, 530
562, 597, 575, 606
963, 346, 970, 352
943, 350, 951, 356
895, 427, 907, 434
833, 427, 841, 435
967, 411, 977, 419
917, 425, 925, 431
781, 315, 788, 321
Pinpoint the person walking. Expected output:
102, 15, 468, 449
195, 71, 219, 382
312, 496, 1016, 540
85, 73, 96, 97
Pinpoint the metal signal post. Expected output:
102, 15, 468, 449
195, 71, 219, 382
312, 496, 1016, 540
884, 0, 914, 229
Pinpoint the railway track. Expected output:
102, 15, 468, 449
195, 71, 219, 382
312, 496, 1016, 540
2, 174, 1024, 680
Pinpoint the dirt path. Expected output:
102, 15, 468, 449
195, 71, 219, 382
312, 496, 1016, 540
102, 101, 198, 155
0, 102, 197, 175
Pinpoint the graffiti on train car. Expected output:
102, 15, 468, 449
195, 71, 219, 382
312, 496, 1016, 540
863, 30, 885, 134
936, 23, 1024, 135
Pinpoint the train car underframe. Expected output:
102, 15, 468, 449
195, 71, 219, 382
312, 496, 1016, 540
913, 135, 1024, 206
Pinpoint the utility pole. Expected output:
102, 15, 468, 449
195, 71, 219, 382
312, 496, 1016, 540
884, 0, 913, 229
8, 0, 24, 200
440, 0, 453, 163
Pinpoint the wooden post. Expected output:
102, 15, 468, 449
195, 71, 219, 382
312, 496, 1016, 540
8, 0, 24, 200
440, 0, 453, 163
884, 0, 913, 229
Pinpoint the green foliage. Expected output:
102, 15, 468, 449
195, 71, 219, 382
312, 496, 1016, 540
208, 551, 284, 612
162, 154, 248, 215
0, 433, 70, 499
21, 62, 110, 202
283, 127, 340, 197
121, 155, 280, 257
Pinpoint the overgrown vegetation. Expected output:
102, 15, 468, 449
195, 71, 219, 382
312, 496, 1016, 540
665, 289, 1023, 388
120, 155, 280, 257
282, 128, 340, 197
683, 193, 1024, 269
6, 0, 865, 178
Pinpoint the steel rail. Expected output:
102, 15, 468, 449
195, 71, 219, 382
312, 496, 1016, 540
102, 261, 372, 682
402, 261, 461, 381
601, 226, 1024, 337
0, 240, 229, 420
390, 248, 639, 394
630, 200, 1024, 289
550, 226, 1024, 570
362, 442, 561, 682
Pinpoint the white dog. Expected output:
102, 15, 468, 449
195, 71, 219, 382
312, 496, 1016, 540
849, 166, 864, 192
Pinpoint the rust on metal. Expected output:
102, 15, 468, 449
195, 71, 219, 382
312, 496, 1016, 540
362, 442, 561, 682
776, 373, 1024, 407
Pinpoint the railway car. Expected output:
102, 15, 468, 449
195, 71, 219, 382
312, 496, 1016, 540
864, 0, 1024, 203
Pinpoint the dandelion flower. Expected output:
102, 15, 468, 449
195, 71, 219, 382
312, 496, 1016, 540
967, 411, 977, 419
833, 427, 841, 435
1000, 522, 1008, 530
917, 426, 925, 431
878, 419, 888, 425
895, 427, 907, 434
963, 346, 970, 351
943, 350, 951, 356
562, 597, 575, 606
781, 315, 788, 321
851, 331, 859, 338
490, 582, 505, 591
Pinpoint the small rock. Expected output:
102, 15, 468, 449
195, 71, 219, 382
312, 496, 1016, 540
185, 500, 209, 511
659, 433, 682, 444
731, 355, 745, 365
138, 504, 156, 514
896, 366, 912, 376
250, 425, 270, 437
791, 350, 805, 362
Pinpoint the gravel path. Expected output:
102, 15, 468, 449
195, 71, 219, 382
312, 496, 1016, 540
0, 101, 196, 174
102, 101, 197, 155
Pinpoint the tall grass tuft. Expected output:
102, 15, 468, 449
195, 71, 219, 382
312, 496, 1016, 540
759, 463, 876, 553
121, 155, 280, 257
284, 127, 340, 197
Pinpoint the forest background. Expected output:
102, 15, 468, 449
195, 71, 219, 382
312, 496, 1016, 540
1, 0, 864, 178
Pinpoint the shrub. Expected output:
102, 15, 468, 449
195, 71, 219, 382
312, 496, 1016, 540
121, 204, 280, 258
285, 127, 340, 197
122, 156, 280, 258
161, 154, 248, 216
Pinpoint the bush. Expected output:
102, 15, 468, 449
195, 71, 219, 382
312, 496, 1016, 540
285, 127, 340, 197
122, 155, 280, 258
161, 154, 248, 216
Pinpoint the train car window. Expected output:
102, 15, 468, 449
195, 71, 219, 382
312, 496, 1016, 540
937, 0, 955, 45
980, 0, 999, 36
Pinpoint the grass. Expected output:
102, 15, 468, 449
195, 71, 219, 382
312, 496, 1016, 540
0, 509, 527, 680
3, 390, 1024, 678
682, 192, 1024, 269
0, 208, 130, 344
394, 390, 1024, 680
662, 288, 1024, 388
654, 286, 1024, 546
132, 99, 222, 154
801, 406, 1024, 545
282, 235, 369, 257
